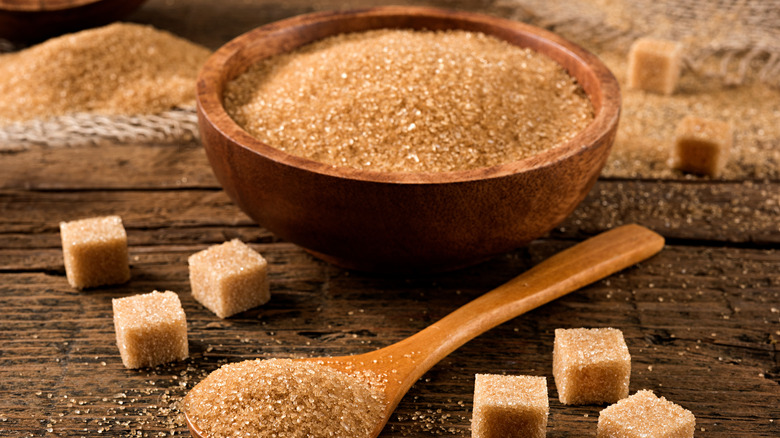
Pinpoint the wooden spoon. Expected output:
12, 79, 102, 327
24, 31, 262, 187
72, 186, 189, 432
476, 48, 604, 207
186, 224, 664, 437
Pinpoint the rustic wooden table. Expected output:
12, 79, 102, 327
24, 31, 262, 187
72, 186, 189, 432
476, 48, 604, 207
1, 0, 778, 437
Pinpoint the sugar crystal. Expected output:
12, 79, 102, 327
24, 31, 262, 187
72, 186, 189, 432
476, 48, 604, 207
553, 328, 631, 405
471, 374, 548, 438
112, 291, 188, 369
597, 390, 695, 438
672, 115, 733, 177
627, 38, 683, 95
188, 239, 270, 318
60, 215, 130, 289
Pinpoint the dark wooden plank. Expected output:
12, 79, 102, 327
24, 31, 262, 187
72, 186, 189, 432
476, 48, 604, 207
1, 177, 777, 260
556, 179, 780, 246
0, 243, 777, 436
0, 143, 216, 190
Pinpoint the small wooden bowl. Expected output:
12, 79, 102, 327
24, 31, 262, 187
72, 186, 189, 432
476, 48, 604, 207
0, 0, 147, 41
197, 6, 621, 273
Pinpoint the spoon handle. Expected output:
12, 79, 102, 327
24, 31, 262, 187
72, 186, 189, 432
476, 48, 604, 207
390, 224, 664, 382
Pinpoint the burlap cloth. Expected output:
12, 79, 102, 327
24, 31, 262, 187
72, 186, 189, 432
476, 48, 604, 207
0, 107, 199, 151
501, 0, 780, 86
2, 0, 778, 176
499, 0, 780, 179
0, 35, 200, 150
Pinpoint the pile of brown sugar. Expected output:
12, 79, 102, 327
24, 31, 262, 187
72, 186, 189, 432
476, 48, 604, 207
499, 0, 780, 180
598, 51, 780, 180
183, 358, 387, 438
224, 29, 594, 173
0, 23, 211, 125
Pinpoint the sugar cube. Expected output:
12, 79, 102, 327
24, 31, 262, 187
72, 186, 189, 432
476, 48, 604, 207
553, 327, 631, 405
672, 115, 732, 177
472, 374, 548, 438
188, 239, 270, 318
60, 215, 131, 289
598, 390, 695, 438
112, 290, 188, 369
627, 38, 683, 95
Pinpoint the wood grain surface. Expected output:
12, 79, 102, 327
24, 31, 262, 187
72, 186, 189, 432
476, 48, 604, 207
1, 0, 778, 437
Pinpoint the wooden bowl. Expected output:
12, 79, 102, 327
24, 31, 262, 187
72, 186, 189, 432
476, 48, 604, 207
0, 0, 147, 41
197, 6, 621, 273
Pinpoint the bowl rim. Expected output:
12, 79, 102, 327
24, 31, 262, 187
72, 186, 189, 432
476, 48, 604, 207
0, 0, 102, 12
197, 5, 621, 185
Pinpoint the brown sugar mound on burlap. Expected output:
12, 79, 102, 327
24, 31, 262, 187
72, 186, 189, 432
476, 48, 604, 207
499, 0, 780, 180
0, 23, 211, 125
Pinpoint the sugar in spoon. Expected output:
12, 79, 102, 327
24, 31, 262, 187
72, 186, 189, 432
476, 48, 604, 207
185, 224, 664, 438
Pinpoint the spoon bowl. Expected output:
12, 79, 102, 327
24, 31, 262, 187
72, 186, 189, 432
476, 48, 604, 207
185, 225, 664, 437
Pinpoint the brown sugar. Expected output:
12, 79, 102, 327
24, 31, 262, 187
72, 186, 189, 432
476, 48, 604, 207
59, 215, 130, 289
471, 374, 548, 438
594, 52, 780, 181
224, 29, 594, 173
552, 328, 631, 405
183, 358, 386, 438
505, 0, 780, 181
112, 290, 189, 369
597, 390, 695, 438
188, 239, 270, 319
0, 23, 211, 124
627, 38, 683, 95
672, 115, 733, 177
